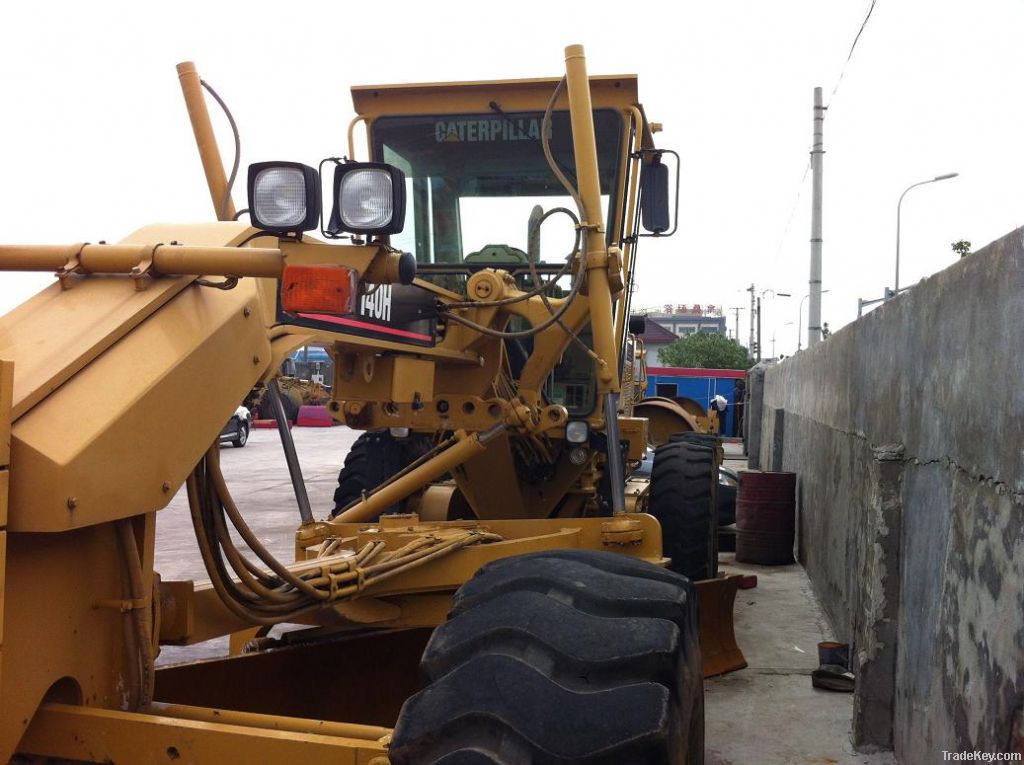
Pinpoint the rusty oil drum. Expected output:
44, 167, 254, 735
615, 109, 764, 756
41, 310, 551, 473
735, 471, 796, 565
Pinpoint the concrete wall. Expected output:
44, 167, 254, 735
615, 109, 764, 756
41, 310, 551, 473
755, 228, 1024, 763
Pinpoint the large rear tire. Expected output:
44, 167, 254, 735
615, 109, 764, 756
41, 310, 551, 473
648, 442, 718, 581
330, 431, 431, 516
390, 550, 704, 764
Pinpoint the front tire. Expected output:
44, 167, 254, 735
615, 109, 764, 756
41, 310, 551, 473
390, 550, 704, 764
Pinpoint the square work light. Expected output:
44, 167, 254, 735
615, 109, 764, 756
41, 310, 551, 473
327, 162, 406, 237
247, 162, 321, 233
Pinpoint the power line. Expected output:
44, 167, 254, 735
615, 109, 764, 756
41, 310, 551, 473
771, 159, 812, 265
828, 0, 878, 107
768, 0, 878, 271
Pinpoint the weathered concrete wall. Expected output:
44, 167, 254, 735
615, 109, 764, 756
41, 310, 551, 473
757, 227, 1024, 763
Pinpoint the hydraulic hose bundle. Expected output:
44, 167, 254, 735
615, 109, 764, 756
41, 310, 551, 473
187, 445, 500, 626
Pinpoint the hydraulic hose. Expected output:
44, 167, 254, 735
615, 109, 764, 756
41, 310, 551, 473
185, 444, 502, 627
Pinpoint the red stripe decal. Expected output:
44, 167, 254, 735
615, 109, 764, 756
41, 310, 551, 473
298, 313, 433, 342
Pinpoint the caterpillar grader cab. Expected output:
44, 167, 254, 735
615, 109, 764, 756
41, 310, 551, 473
0, 45, 742, 763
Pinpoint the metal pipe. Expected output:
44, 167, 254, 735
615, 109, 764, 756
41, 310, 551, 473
614, 106, 645, 361
563, 44, 627, 516
563, 44, 620, 392
347, 115, 367, 161
150, 245, 280, 278
0, 243, 282, 277
176, 61, 236, 221
267, 380, 314, 525
331, 426, 504, 525
603, 392, 626, 514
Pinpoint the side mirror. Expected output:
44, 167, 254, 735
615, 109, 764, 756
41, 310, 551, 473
638, 150, 679, 237
628, 315, 647, 335
640, 157, 670, 234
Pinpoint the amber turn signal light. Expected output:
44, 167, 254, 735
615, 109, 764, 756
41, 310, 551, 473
280, 264, 357, 315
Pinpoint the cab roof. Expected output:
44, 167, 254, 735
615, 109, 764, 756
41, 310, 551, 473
351, 75, 640, 119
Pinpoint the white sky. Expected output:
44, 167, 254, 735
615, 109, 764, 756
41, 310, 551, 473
3, 0, 1022, 357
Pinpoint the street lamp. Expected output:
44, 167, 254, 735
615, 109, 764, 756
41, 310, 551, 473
798, 290, 829, 351
894, 172, 959, 296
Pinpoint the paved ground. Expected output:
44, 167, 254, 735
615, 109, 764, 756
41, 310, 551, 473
154, 428, 894, 763
708, 554, 893, 764
708, 445, 894, 765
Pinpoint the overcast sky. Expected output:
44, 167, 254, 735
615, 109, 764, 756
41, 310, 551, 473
3, 1, 1021, 356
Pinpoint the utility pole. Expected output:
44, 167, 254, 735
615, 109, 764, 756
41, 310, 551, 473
746, 284, 756, 353
808, 86, 825, 348
728, 306, 745, 342
756, 297, 762, 362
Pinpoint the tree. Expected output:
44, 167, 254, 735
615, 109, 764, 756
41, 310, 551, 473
658, 332, 754, 370
952, 239, 971, 259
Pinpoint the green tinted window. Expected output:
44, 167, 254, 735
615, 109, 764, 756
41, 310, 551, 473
372, 110, 623, 264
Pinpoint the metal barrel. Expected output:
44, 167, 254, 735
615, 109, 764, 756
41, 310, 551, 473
734, 471, 796, 565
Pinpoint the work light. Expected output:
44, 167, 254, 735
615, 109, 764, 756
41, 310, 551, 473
247, 162, 321, 233
566, 421, 590, 444
328, 162, 406, 236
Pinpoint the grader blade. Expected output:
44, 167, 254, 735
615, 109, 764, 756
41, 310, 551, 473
696, 574, 747, 677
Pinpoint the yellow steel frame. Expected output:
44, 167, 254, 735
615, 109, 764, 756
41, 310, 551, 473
159, 513, 664, 645
19, 703, 389, 764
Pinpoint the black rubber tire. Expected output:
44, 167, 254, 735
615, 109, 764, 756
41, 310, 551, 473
668, 432, 722, 449
258, 391, 299, 423
390, 550, 704, 764
668, 432, 733, 528
330, 431, 432, 516
648, 442, 718, 581
231, 421, 249, 448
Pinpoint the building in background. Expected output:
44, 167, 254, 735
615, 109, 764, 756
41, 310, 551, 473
638, 304, 727, 337
635, 304, 727, 365
637, 320, 679, 365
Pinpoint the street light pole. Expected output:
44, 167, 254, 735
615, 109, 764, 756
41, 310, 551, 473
755, 289, 790, 362
894, 172, 959, 296
798, 290, 829, 351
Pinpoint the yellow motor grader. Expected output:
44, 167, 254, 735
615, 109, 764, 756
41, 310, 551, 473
0, 45, 741, 763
